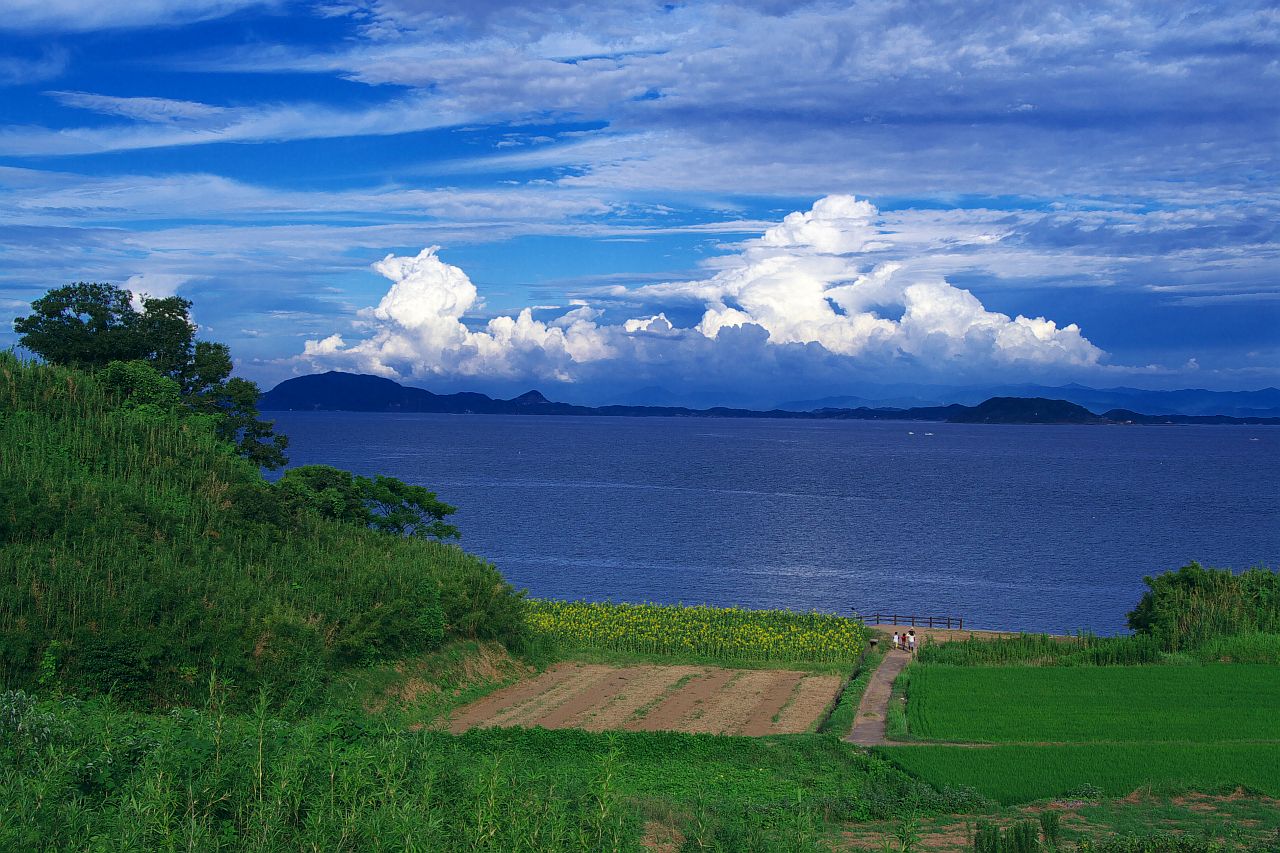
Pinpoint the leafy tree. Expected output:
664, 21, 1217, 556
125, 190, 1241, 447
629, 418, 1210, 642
135, 295, 198, 377
275, 465, 367, 524
277, 465, 459, 540
15, 284, 288, 469
362, 474, 459, 540
13, 282, 145, 368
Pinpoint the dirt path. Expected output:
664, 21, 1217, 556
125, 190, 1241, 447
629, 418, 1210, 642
844, 649, 911, 747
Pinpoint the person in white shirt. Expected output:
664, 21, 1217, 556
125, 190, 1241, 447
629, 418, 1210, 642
907, 631, 917, 654
892, 632, 900, 650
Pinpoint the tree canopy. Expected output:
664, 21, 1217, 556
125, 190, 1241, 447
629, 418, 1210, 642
276, 465, 460, 541
14, 282, 288, 469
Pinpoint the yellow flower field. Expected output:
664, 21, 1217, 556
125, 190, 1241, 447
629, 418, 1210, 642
526, 599, 868, 663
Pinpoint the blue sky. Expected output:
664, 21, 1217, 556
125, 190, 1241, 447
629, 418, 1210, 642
0, 0, 1276, 406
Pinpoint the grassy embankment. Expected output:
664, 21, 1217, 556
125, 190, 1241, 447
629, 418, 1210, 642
0, 354, 523, 713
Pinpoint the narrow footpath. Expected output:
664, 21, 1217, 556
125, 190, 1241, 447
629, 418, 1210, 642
843, 648, 911, 747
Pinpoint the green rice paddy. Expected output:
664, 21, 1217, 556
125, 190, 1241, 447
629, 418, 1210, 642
907, 663, 1280, 743
879, 662, 1280, 805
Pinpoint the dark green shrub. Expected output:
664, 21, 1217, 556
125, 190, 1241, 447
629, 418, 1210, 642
1039, 811, 1061, 848
973, 819, 1040, 853
1129, 563, 1280, 651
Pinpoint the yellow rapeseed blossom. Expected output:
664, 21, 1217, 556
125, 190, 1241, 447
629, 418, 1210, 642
525, 599, 867, 663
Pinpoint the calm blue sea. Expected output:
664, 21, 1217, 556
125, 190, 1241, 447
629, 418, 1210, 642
270, 413, 1279, 634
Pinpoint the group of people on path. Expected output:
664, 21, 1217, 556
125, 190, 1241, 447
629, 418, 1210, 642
891, 630, 917, 655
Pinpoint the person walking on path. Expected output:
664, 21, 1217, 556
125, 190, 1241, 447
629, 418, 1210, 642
892, 631, 900, 651
907, 630, 916, 655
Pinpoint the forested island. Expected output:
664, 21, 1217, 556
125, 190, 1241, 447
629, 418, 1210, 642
4, 283, 1280, 849
262, 371, 1280, 425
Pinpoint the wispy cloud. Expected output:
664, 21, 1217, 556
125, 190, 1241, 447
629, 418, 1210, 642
0, 0, 274, 32
0, 91, 481, 156
0, 47, 68, 86
48, 91, 231, 124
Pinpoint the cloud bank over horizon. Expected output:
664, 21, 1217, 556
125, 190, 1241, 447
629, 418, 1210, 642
299, 196, 1105, 394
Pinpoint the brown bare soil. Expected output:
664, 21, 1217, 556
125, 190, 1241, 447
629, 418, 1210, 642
450, 662, 840, 735
681, 669, 780, 734
640, 818, 686, 852
494, 664, 617, 728
447, 663, 577, 733
628, 668, 739, 731
739, 671, 805, 736
531, 665, 649, 729
578, 666, 703, 731
771, 674, 844, 734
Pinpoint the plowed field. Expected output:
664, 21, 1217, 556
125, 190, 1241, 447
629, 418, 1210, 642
449, 662, 842, 735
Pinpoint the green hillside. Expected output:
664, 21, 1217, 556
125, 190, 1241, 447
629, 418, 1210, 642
0, 354, 525, 710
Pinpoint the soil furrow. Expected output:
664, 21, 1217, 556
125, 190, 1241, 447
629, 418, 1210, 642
488, 664, 615, 728
771, 674, 843, 734
627, 668, 737, 732
683, 669, 789, 734
447, 663, 577, 733
531, 666, 649, 729
578, 666, 705, 731
739, 671, 807, 736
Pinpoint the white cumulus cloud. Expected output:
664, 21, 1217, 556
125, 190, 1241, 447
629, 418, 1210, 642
301, 196, 1104, 384
303, 247, 614, 380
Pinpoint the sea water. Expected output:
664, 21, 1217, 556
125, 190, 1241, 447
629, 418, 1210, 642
270, 412, 1279, 634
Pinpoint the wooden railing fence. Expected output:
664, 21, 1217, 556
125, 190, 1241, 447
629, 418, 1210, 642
857, 612, 964, 630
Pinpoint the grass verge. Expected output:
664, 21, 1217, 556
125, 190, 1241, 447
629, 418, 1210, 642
817, 647, 883, 736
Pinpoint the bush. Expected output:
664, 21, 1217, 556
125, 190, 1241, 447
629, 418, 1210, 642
974, 819, 1040, 853
1129, 563, 1280, 651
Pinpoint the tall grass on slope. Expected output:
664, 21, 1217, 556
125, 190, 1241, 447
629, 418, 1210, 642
0, 355, 525, 710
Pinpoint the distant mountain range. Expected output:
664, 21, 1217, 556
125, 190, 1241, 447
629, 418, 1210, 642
780, 383, 1280, 418
260, 372, 1280, 425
